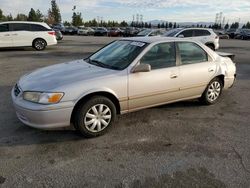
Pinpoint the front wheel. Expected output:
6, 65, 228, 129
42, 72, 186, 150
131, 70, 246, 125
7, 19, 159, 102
73, 96, 116, 137
200, 78, 223, 105
33, 39, 46, 51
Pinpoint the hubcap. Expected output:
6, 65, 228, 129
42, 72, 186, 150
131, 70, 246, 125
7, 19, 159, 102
207, 81, 221, 102
35, 40, 45, 50
84, 104, 112, 133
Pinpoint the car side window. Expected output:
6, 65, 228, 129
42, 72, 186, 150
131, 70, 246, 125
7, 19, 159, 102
178, 30, 193, 37
30, 24, 50, 31
140, 42, 176, 69
0, 24, 9, 32
178, 42, 208, 65
194, 30, 211, 37
11, 23, 31, 31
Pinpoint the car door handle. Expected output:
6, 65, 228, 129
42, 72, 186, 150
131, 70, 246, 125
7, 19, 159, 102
170, 74, 178, 79
4, 34, 10, 36
12, 34, 18, 36
208, 68, 215, 72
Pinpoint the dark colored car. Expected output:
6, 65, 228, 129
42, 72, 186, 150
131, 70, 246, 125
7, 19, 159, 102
62, 26, 78, 35
53, 29, 63, 40
234, 29, 250, 40
225, 29, 237, 39
94, 27, 108, 36
123, 27, 140, 37
108, 28, 123, 37
137, 29, 165, 37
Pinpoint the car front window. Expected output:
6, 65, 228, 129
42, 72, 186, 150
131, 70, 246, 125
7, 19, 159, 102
88, 40, 148, 70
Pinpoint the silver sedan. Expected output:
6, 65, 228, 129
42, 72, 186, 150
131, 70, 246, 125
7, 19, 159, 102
12, 37, 236, 137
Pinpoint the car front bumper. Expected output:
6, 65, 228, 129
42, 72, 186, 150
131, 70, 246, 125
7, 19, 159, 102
11, 87, 74, 129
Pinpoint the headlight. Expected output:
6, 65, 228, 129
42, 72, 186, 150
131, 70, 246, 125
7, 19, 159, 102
23, 92, 64, 104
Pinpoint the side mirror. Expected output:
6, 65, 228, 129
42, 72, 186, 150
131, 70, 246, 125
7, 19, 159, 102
132, 63, 151, 73
178, 34, 184, 38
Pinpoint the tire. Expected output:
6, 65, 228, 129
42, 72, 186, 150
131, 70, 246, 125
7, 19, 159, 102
206, 44, 215, 51
33, 39, 46, 51
200, 77, 223, 105
73, 96, 116, 138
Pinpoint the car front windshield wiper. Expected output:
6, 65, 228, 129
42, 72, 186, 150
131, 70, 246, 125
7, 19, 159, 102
87, 59, 120, 70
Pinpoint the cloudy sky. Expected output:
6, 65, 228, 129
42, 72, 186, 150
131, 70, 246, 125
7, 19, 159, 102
0, 0, 250, 23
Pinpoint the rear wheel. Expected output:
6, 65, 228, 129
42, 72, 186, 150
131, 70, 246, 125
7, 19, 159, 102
206, 44, 215, 51
33, 39, 46, 51
73, 96, 116, 137
200, 77, 223, 105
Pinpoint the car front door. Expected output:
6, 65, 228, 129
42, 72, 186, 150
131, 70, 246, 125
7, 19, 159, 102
128, 42, 180, 111
177, 42, 217, 98
0, 24, 13, 47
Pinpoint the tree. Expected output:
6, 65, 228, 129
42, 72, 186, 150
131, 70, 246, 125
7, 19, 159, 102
5, 14, 13, 21
148, 23, 152, 28
0, 9, 5, 21
63, 21, 71, 26
224, 23, 229, 30
15, 14, 28, 21
161, 22, 165, 28
169, 22, 173, 29
173, 22, 177, 28
246, 22, 250, 29
157, 23, 160, 28
165, 22, 168, 29
36, 9, 44, 21
28, 8, 36, 21
50, 0, 61, 23
72, 12, 83, 26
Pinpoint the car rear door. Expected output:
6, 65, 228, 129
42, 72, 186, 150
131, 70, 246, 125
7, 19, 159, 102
193, 29, 211, 44
128, 42, 180, 111
177, 42, 217, 98
9, 23, 33, 47
176, 29, 194, 39
0, 23, 13, 47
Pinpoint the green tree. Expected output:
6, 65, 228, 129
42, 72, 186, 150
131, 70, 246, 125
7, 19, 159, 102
72, 12, 83, 26
0, 9, 5, 21
148, 23, 152, 28
50, 0, 61, 23
157, 23, 160, 28
173, 22, 177, 28
169, 22, 173, 28
246, 22, 250, 29
165, 22, 168, 29
28, 8, 36, 21
6, 14, 13, 21
161, 22, 165, 28
224, 23, 229, 30
15, 13, 28, 21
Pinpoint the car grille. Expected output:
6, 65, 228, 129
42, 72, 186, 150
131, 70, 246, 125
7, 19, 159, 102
14, 84, 21, 97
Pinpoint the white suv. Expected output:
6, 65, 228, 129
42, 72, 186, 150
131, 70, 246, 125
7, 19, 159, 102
164, 28, 219, 50
0, 21, 57, 50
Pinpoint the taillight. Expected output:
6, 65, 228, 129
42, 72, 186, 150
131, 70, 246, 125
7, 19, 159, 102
48, 31, 55, 36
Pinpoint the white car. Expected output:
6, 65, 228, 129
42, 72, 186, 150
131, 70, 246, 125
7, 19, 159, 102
0, 21, 57, 50
12, 37, 236, 137
78, 27, 94, 36
164, 28, 219, 50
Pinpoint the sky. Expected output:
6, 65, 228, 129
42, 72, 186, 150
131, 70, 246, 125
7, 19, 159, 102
0, 0, 250, 23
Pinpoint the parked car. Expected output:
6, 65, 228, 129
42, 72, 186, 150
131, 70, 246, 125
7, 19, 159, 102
123, 27, 140, 37
53, 29, 63, 40
137, 29, 165, 37
225, 29, 237, 39
108, 28, 123, 37
52, 23, 65, 33
234, 29, 250, 40
78, 26, 94, 36
0, 21, 57, 50
215, 31, 230, 39
62, 26, 78, 35
94, 27, 108, 36
164, 28, 219, 50
12, 37, 236, 137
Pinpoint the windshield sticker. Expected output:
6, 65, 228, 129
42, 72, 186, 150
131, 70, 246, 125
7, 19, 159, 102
130, 41, 146, 47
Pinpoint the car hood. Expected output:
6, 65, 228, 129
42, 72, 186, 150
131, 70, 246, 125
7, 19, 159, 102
18, 59, 118, 91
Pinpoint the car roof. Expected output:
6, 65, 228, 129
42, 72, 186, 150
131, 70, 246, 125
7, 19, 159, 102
121, 36, 188, 44
0, 21, 46, 25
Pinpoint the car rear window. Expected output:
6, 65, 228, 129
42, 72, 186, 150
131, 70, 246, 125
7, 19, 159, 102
194, 30, 211, 36
178, 30, 193, 37
30, 24, 51, 31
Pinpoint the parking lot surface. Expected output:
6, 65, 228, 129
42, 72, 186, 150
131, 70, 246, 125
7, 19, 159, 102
0, 36, 250, 187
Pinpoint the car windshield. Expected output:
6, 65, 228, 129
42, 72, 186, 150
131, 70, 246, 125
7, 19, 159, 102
137, 29, 151, 36
87, 40, 147, 70
164, 29, 182, 37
